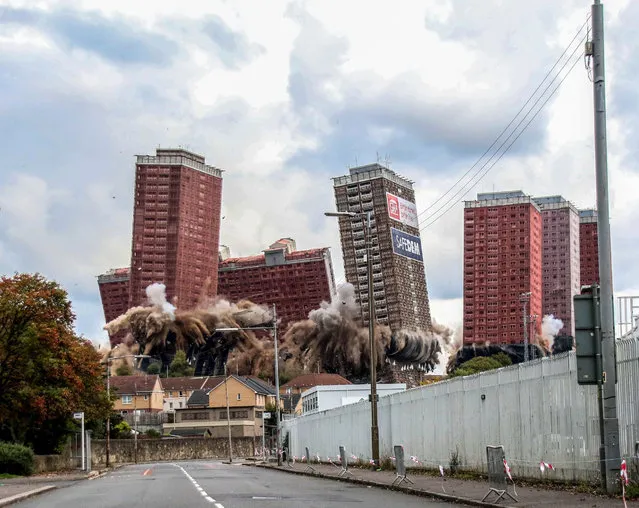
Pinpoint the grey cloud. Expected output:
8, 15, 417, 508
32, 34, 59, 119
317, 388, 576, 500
202, 15, 265, 69
608, 1, 639, 173
1, 7, 179, 66
284, 7, 549, 179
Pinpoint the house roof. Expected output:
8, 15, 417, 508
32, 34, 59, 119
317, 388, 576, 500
110, 375, 159, 395
239, 376, 276, 396
186, 390, 210, 407
281, 373, 352, 390
161, 377, 210, 392
201, 376, 226, 390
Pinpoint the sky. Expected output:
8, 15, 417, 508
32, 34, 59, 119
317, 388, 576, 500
0, 0, 638, 345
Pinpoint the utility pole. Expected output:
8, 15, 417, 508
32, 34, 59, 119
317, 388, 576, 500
224, 362, 232, 463
273, 304, 282, 466
324, 209, 379, 466
106, 361, 111, 468
366, 210, 380, 467
590, 0, 620, 493
520, 292, 531, 362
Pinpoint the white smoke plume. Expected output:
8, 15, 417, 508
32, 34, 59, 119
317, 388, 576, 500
146, 283, 176, 320
308, 283, 359, 330
540, 314, 564, 351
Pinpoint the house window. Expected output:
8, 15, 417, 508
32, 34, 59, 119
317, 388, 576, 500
236, 393, 241, 401
169, 402, 173, 409
122, 395, 133, 405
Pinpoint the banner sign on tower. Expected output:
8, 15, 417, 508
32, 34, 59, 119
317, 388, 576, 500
386, 192, 419, 228
391, 227, 423, 263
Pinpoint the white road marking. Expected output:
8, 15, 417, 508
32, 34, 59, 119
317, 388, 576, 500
171, 463, 222, 506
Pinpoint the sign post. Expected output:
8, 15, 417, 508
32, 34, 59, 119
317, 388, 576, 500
73, 412, 85, 471
262, 412, 270, 458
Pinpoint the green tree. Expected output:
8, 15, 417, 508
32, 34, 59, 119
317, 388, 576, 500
146, 362, 161, 375
168, 350, 194, 377
113, 420, 132, 439
449, 354, 511, 379
115, 363, 133, 376
0, 273, 112, 453
492, 352, 513, 367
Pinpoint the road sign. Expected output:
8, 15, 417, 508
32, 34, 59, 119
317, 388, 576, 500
263, 412, 271, 419
73, 412, 84, 420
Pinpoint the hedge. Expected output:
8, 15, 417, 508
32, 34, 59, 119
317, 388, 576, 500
0, 442, 35, 476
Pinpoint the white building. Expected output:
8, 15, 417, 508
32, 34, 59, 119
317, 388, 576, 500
301, 384, 406, 415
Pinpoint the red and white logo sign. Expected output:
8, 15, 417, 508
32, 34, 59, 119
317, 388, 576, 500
387, 193, 401, 221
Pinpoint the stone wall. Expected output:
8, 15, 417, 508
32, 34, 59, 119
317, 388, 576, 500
34, 453, 78, 474
91, 437, 255, 467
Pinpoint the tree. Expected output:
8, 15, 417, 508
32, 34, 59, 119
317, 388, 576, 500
0, 273, 112, 453
448, 354, 511, 379
146, 362, 161, 375
115, 363, 133, 376
168, 350, 194, 377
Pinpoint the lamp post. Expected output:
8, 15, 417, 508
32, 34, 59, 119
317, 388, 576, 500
104, 353, 151, 468
325, 210, 379, 466
224, 362, 232, 463
216, 306, 281, 465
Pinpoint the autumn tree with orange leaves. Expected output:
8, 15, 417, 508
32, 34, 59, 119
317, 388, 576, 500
0, 273, 111, 454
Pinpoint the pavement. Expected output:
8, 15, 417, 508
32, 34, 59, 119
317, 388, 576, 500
0, 460, 475, 507
0, 470, 98, 507
254, 461, 630, 508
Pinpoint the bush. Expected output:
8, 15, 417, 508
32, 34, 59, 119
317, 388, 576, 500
0, 442, 35, 476
145, 429, 161, 438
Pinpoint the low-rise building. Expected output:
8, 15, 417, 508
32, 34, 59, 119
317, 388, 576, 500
110, 375, 164, 414
300, 383, 406, 415
163, 376, 277, 439
281, 373, 352, 415
161, 376, 216, 413
110, 375, 165, 433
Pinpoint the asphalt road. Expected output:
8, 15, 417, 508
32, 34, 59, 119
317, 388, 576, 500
14, 461, 472, 508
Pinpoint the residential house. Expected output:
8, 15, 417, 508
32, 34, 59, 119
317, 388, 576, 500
161, 377, 212, 413
110, 375, 164, 414
110, 375, 165, 433
164, 376, 277, 439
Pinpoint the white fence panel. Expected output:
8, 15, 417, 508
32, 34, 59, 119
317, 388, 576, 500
283, 338, 639, 482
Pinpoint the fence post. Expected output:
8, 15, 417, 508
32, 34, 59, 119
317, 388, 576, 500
86, 431, 92, 472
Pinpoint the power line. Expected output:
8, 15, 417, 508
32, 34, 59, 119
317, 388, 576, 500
419, 49, 584, 232
416, 15, 591, 223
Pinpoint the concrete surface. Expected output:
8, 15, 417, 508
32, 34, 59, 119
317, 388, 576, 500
6, 461, 474, 507
256, 461, 627, 508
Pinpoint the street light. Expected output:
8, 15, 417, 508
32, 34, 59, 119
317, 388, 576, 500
214, 303, 282, 465
324, 210, 379, 467
103, 353, 151, 468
